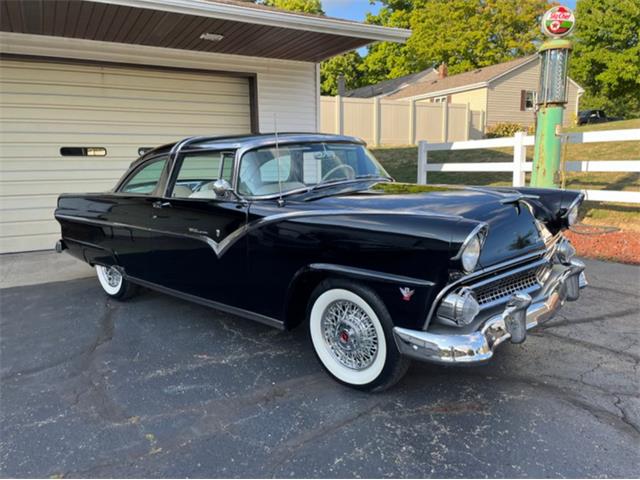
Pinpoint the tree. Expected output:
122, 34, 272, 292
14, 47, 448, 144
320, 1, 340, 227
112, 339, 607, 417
569, 0, 640, 118
362, 0, 550, 80
320, 51, 364, 95
260, 0, 323, 14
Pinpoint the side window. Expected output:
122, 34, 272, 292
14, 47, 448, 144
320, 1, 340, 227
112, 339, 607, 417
171, 151, 235, 199
120, 157, 167, 194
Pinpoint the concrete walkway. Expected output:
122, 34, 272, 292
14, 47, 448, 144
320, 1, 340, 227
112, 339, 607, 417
0, 250, 93, 289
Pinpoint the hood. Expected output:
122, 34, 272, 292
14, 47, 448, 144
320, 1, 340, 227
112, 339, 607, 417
300, 183, 545, 267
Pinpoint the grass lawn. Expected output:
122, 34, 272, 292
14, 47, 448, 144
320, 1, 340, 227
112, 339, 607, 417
371, 119, 640, 231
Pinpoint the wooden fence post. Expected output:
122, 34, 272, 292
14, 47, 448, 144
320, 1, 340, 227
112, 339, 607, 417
418, 140, 428, 184
513, 131, 527, 187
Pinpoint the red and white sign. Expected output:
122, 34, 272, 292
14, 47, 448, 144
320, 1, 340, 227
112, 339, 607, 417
542, 6, 575, 38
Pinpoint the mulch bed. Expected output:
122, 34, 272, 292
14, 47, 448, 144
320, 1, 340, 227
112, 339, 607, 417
566, 225, 640, 265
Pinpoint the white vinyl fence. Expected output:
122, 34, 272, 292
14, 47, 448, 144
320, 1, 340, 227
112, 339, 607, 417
417, 128, 640, 204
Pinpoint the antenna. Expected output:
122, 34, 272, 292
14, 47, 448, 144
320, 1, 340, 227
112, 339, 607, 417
274, 114, 284, 207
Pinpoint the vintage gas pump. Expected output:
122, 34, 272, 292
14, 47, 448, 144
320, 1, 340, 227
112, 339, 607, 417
531, 6, 575, 188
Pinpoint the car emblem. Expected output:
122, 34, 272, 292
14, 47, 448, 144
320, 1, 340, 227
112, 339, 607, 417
399, 287, 415, 301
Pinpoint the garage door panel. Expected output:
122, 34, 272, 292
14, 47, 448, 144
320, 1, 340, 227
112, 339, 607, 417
2, 169, 124, 181
1, 107, 251, 126
1, 195, 59, 210
0, 207, 57, 223
0, 58, 252, 253
1, 95, 251, 115
1, 219, 61, 237
0, 233, 60, 255
0, 62, 249, 94
2, 81, 250, 102
1, 180, 117, 196
0, 119, 244, 138
1, 159, 133, 172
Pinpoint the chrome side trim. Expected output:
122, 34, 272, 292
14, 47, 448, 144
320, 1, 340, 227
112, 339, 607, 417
57, 209, 461, 260
126, 275, 284, 330
422, 249, 547, 330
56, 214, 241, 257
450, 222, 489, 261
309, 263, 435, 287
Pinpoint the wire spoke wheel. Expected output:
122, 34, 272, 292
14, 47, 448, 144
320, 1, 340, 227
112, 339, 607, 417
321, 300, 379, 370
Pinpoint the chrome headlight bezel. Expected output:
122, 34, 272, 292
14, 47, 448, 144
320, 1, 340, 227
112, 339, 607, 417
452, 223, 488, 274
562, 193, 584, 227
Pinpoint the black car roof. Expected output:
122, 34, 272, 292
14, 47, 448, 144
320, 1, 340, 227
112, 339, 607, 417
137, 133, 365, 164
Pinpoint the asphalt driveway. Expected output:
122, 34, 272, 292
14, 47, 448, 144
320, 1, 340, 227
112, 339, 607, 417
1, 258, 638, 478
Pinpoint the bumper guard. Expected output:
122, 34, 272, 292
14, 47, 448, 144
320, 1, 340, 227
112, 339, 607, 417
393, 258, 586, 365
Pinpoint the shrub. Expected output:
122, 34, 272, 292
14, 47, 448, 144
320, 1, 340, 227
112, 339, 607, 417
485, 122, 528, 138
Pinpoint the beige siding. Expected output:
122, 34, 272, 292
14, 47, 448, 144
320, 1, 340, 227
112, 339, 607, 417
487, 59, 580, 127
450, 89, 487, 113
0, 58, 253, 253
566, 80, 581, 126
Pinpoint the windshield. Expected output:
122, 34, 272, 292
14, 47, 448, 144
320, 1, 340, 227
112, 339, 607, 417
238, 142, 390, 197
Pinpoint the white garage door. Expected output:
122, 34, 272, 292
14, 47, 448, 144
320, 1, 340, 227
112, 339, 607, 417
0, 58, 252, 253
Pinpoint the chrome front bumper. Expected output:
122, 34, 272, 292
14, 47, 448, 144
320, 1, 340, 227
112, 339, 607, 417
393, 259, 587, 365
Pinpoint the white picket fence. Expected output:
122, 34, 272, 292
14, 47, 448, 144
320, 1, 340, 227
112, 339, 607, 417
417, 128, 640, 204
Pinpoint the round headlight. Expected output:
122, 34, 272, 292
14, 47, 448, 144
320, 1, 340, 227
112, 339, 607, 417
567, 204, 579, 226
461, 234, 481, 273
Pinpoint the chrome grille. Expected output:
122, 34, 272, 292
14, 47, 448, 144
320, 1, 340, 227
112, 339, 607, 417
473, 266, 542, 306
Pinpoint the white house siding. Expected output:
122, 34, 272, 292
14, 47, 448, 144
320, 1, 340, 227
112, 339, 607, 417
487, 59, 578, 127
0, 33, 319, 253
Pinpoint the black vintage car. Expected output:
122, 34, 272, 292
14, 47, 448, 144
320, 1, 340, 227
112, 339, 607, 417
55, 134, 587, 391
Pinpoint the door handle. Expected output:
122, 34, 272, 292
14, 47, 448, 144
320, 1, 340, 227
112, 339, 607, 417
152, 201, 171, 209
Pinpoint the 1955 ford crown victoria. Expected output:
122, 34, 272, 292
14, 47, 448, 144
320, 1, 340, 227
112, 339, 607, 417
55, 133, 587, 391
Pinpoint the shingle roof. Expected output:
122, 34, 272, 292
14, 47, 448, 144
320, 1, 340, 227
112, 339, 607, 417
387, 55, 537, 100
344, 68, 438, 98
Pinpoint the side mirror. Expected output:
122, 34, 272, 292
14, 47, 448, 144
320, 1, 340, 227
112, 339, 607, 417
212, 179, 246, 204
212, 179, 232, 197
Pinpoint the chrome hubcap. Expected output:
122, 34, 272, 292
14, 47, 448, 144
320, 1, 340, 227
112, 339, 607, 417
104, 267, 122, 288
321, 300, 378, 370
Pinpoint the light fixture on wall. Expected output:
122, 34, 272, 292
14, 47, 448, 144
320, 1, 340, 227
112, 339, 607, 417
199, 33, 224, 42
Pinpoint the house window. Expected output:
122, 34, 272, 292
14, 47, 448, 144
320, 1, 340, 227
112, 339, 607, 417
522, 90, 536, 111
432, 96, 448, 103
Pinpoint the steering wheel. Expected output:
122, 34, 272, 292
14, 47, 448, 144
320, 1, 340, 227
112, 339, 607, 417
194, 180, 215, 192
321, 164, 355, 183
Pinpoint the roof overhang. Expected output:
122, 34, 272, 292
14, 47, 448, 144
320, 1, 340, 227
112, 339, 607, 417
0, 0, 410, 62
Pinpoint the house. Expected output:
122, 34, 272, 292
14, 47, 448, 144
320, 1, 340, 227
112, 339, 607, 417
0, 0, 409, 253
344, 67, 438, 98
374, 56, 584, 129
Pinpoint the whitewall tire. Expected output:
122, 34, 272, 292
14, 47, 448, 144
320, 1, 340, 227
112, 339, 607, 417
308, 280, 410, 391
95, 265, 137, 300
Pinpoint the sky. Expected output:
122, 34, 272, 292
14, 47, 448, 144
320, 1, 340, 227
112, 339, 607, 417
322, 0, 381, 22
322, 0, 578, 23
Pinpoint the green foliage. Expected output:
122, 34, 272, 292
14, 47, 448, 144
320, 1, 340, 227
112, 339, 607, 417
260, 0, 323, 14
362, 0, 549, 82
485, 122, 531, 138
320, 51, 364, 95
569, 0, 640, 119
